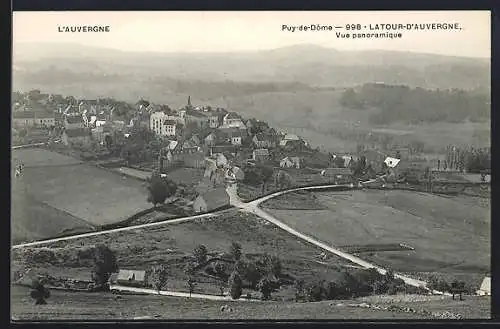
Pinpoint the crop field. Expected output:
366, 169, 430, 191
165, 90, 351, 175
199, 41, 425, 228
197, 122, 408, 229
11, 284, 490, 320
12, 210, 356, 299
11, 149, 151, 242
263, 190, 490, 288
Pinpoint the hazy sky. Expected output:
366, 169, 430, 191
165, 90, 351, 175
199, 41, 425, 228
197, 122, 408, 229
13, 11, 490, 58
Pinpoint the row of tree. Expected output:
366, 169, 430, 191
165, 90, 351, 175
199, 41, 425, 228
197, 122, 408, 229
340, 83, 490, 124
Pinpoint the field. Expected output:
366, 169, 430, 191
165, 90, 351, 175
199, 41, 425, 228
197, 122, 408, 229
263, 190, 490, 289
12, 210, 356, 300
11, 284, 490, 320
12, 149, 151, 243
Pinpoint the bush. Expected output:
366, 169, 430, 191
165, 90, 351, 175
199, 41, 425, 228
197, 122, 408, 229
193, 245, 208, 265
306, 281, 327, 302
294, 279, 306, 302
257, 277, 273, 300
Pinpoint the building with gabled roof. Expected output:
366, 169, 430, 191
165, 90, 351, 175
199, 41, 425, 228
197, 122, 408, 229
476, 276, 491, 296
253, 133, 277, 148
193, 187, 230, 213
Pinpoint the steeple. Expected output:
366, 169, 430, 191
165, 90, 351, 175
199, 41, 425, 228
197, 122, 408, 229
187, 96, 191, 107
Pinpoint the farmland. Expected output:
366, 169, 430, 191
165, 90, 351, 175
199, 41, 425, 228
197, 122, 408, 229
11, 284, 490, 320
12, 210, 357, 300
263, 189, 490, 289
11, 148, 151, 243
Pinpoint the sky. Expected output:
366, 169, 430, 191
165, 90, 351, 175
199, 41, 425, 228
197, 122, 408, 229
13, 11, 491, 58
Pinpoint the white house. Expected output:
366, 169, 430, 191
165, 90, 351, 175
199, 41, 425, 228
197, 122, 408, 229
279, 133, 301, 146
384, 156, 401, 168
229, 131, 242, 146
476, 276, 491, 296
150, 111, 181, 136
222, 112, 245, 128
280, 156, 301, 169
164, 120, 177, 136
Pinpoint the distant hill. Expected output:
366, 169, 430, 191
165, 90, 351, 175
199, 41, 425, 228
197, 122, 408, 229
13, 42, 490, 91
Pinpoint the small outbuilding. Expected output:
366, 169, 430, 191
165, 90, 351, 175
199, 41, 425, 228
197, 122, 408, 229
476, 276, 491, 296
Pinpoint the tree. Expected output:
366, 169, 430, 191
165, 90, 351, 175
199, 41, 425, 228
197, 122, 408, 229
325, 281, 340, 300
229, 242, 242, 261
186, 277, 197, 297
149, 264, 168, 294
30, 279, 50, 305
213, 261, 227, 278
184, 261, 197, 276
260, 254, 282, 278
146, 172, 176, 207
340, 88, 364, 109
228, 271, 243, 300
450, 280, 466, 300
193, 244, 208, 265
91, 245, 118, 291
294, 279, 306, 302
333, 156, 345, 168
257, 277, 273, 300
244, 261, 262, 289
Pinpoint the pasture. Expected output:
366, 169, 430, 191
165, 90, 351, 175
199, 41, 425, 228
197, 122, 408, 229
12, 210, 354, 300
11, 149, 151, 242
11, 284, 490, 320
264, 190, 490, 288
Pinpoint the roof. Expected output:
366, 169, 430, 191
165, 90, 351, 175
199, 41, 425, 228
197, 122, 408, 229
136, 99, 150, 107
229, 130, 242, 138
198, 187, 230, 207
254, 133, 274, 142
183, 140, 197, 149
225, 112, 241, 120
64, 128, 90, 138
205, 132, 217, 140
253, 148, 269, 156
283, 134, 300, 141
66, 115, 84, 124
164, 120, 177, 126
168, 140, 179, 150
116, 269, 146, 282
384, 157, 401, 168
478, 276, 491, 292
281, 156, 300, 162
322, 168, 352, 176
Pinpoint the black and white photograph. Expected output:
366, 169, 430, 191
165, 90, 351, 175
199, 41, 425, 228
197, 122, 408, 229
11, 10, 491, 320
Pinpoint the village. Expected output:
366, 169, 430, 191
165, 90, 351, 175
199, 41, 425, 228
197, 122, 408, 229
12, 90, 491, 207
11, 90, 491, 318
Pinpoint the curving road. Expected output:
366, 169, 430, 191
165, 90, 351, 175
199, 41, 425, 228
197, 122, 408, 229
11, 209, 233, 249
12, 170, 443, 293
110, 285, 260, 302
226, 181, 435, 291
